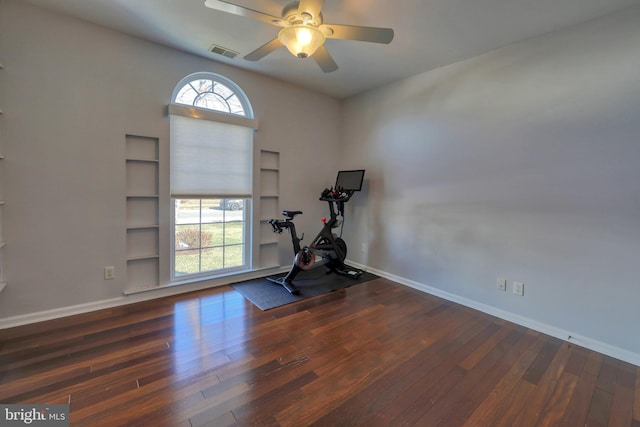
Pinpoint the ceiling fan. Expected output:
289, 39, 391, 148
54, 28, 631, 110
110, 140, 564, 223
203, 0, 394, 73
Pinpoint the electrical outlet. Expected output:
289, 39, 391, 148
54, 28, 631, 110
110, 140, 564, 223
104, 266, 115, 280
513, 281, 524, 296
497, 277, 507, 291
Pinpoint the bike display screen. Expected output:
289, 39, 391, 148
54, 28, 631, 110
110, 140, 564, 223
335, 169, 365, 191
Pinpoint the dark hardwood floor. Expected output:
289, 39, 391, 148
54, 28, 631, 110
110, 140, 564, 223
0, 278, 638, 426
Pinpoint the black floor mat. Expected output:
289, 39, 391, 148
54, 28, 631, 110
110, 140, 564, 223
231, 267, 379, 310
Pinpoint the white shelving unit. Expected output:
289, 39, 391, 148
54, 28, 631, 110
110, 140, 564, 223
0, 61, 6, 293
258, 150, 280, 268
125, 134, 160, 292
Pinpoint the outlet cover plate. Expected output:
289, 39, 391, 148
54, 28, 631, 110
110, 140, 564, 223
513, 281, 524, 296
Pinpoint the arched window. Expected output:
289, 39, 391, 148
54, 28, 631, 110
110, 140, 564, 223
172, 72, 253, 117
170, 73, 256, 279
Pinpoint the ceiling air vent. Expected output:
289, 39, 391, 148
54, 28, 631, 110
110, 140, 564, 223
209, 44, 239, 59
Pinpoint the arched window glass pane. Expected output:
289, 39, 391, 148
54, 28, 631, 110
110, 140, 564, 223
173, 76, 247, 117
215, 82, 233, 98
175, 85, 198, 105
227, 95, 244, 115
194, 79, 213, 92
194, 92, 228, 111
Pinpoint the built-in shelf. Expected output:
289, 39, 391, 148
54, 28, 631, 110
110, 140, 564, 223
258, 150, 280, 269
125, 258, 159, 292
126, 224, 159, 230
126, 158, 159, 163
259, 237, 279, 246
0, 61, 5, 290
127, 254, 160, 262
125, 134, 160, 293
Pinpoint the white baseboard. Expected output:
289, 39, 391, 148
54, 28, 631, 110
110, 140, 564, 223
0, 267, 288, 330
0, 296, 132, 330
348, 260, 640, 367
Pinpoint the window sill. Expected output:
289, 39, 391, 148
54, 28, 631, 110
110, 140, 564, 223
166, 266, 285, 289
122, 266, 287, 296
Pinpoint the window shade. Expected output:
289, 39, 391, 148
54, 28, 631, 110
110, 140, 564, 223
170, 114, 253, 198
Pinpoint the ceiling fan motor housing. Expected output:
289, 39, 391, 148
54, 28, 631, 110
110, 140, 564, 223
282, 1, 323, 26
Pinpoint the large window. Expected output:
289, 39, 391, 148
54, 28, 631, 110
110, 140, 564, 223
170, 73, 256, 279
174, 199, 246, 276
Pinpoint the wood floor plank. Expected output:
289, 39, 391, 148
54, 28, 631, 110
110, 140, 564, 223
275, 300, 477, 426
457, 323, 518, 371
310, 317, 495, 427
372, 319, 494, 426
416, 327, 533, 426
608, 383, 635, 426
534, 371, 579, 426
586, 387, 614, 426
597, 356, 621, 394
71, 360, 222, 426
0, 278, 636, 426
558, 351, 602, 426
461, 331, 547, 427
229, 370, 318, 425
490, 376, 537, 427
521, 338, 563, 385
563, 345, 589, 376
511, 339, 573, 427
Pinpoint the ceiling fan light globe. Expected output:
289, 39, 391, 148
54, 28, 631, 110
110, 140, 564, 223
278, 25, 326, 58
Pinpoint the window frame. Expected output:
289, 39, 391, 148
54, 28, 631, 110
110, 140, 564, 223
173, 198, 251, 280
169, 73, 256, 282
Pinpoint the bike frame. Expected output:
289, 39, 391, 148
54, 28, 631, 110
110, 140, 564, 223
267, 192, 357, 294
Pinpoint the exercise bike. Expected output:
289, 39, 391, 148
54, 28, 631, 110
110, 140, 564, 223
266, 170, 365, 295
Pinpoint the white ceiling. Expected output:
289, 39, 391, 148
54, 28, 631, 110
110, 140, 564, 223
23, 0, 640, 99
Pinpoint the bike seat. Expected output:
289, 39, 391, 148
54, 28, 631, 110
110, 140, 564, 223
282, 210, 303, 219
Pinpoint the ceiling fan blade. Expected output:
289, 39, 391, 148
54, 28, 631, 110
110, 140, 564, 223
204, 0, 287, 27
298, 0, 325, 21
312, 45, 338, 73
244, 38, 283, 61
323, 24, 394, 44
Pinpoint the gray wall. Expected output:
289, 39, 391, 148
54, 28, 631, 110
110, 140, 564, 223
341, 6, 640, 360
0, 0, 341, 318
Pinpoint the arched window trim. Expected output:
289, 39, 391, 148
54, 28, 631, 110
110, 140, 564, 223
171, 72, 255, 120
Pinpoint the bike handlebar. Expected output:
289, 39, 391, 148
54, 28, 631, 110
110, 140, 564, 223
268, 218, 284, 233
319, 188, 353, 203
